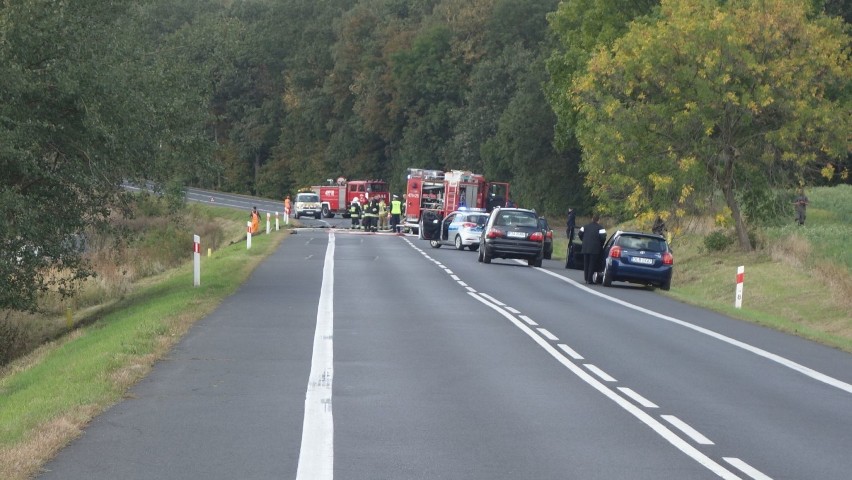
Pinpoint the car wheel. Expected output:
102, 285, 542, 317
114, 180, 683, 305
602, 265, 613, 287
429, 239, 441, 249
544, 248, 552, 260
591, 271, 599, 283
477, 245, 484, 262
483, 246, 492, 264
661, 279, 671, 291
322, 205, 331, 218
529, 255, 542, 267
469, 244, 479, 251
454, 235, 464, 250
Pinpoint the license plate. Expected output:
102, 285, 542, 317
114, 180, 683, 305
631, 257, 654, 265
507, 231, 527, 238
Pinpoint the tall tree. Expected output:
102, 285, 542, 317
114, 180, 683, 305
572, 0, 850, 250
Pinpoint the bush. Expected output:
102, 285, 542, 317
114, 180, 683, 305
704, 230, 734, 251
0, 319, 27, 366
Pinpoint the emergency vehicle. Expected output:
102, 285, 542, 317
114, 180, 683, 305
311, 177, 391, 218
402, 168, 510, 236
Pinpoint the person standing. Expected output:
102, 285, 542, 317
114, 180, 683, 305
283, 195, 291, 225
349, 200, 361, 229
250, 206, 261, 234
378, 198, 388, 231
579, 214, 606, 284
364, 197, 380, 232
793, 188, 809, 226
390, 195, 403, 233
566, 208, 576, 243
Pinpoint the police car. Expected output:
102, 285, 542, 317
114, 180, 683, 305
428, 209, 489, 251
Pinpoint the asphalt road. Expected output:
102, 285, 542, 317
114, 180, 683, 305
40, 190, 852, 479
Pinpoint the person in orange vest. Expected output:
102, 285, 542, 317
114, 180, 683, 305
283, 195, 291, 225
250, 206, 261, 233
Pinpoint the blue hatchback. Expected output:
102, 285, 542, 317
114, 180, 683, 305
592, 231, 673, 290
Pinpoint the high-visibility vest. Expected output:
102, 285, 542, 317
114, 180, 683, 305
391, 200, 402, 215
349, 204, 360, 218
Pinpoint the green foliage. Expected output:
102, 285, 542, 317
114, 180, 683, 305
704, 230, 735, 252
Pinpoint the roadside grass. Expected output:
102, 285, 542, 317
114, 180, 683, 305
0, 214, 285, 480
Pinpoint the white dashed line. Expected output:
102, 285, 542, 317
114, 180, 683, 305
618, 387, 659, 409
450, 275, 460, 281
505, 307, 520, 314
519, 315, 538, 326
584, 364, 617, 382
723, 458, 773, 480
661, 415, 714, 445
537, 328, 559, 341
478, 293, 504, 306
557, 343, 584, 360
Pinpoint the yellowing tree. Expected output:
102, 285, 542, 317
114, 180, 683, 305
572, 0, 850, 250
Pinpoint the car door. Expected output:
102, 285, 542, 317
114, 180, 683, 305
442, 213, 458, 243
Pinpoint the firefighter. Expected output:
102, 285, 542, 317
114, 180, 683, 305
349, 199, 361, 229
378, 198, 388, 231
250, 206, 261, 234
364, 197, 380, 232
390, 195, 402, 233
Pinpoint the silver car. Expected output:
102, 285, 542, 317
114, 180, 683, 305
429, 210, 488, 251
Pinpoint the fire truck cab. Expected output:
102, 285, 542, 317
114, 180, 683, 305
312, 178, 391, 218
403, 168, 509, 237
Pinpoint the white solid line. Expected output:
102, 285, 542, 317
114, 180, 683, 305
537, 328, 559, 341
505, 307, 520, 314
661, 415, 714, 445
478, 293, 505, 306
584, 364, 617, 382
519, 315, 538, 326
536, 268, 852, 396
296, 232, 335, 480
557, 343, 584, 360
467, 292, 739, 479
618, 387, 659, 409
724, 458, 773, 480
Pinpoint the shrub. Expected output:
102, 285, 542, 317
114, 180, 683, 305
704, 230, 734, 251
0, 318, 27, 366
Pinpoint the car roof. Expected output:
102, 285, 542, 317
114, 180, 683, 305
613, 230, 666, 240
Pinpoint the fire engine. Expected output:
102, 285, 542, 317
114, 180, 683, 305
402, 168, 510, 236
311, 177, 391, 218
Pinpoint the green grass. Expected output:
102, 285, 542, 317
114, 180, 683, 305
0, 221, 285, 480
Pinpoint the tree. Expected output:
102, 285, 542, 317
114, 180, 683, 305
572, 0, 850, 250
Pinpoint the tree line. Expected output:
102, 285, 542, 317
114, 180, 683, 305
1, 0, 849, 312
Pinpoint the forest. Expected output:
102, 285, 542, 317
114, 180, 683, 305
1, 0, 849, 312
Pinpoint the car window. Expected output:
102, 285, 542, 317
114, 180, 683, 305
618, 235, 666, 252
471, 214, 488, 226
297, 194, 319, 202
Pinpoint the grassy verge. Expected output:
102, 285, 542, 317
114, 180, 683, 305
0, 218, 286, 480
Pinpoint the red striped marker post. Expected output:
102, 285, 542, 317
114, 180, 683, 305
193, 235, 201, 287
247, 221, 252, 249
735, 266, 744, 308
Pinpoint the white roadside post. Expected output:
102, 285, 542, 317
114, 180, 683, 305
275, 211, 280, 231
266, 212, 271, 234
247, 221, 252, 249
193, 235, 201, 287
735, 265, 745, 308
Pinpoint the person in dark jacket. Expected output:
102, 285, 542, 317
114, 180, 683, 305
566, 208, 576, 243
578, 214, 606, 284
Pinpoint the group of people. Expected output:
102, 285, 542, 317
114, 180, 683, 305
348, 195, 403, 233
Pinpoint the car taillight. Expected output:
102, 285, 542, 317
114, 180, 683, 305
546, 231, 553, 239
486, 228, 503, 239
462, 222, 476, 228
529, 231, 543, 242
662, 252, 673, 265
610, 245, 622, 258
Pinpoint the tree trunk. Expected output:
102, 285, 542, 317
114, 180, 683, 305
719, 148, 752, 252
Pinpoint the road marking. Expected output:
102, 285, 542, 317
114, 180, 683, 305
450, 274, 460, 281
557, 343, 584, 360
457, 281, 468, 287
618, 387, 659, 409
296, 232, 335, 480
536, 268, 852, 396
723, 458, 773, 480
467, 292, 740, 480
519, 315, 538, 326
505, 307, 520, 314
584, 364, 617, 382
661, 415, 714, 445
537, 328, 559, 341
478, 293, 504, 306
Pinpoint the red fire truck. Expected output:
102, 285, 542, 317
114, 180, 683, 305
403, 168, 510, 236
311, 177, 391, 218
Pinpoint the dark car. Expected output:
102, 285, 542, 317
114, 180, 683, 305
538, 217, 554, 260
478, 208, 545, 267
591, 231, 673, 290
565, 239, 583, 270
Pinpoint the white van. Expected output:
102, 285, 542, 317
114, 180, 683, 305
294, 192, 321, 219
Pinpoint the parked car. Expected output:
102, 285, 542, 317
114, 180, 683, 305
591, 231, 673, 290
538, 216, 554, 260
429, 209, 488, 250
478, 207, 544, 267
565, 240, 583, 270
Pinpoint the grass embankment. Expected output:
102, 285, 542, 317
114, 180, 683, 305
552, 185, 852, 353
0, 204, 286, 480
